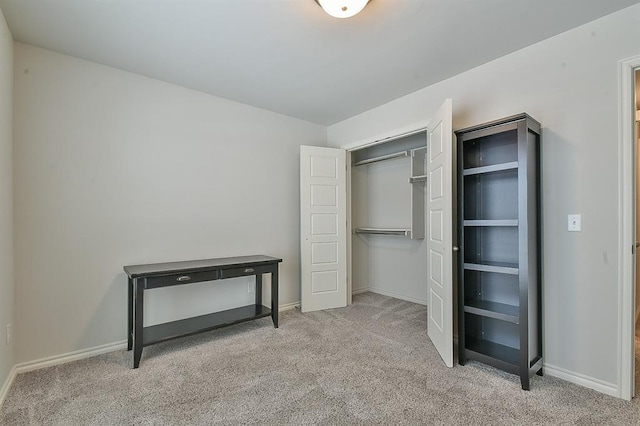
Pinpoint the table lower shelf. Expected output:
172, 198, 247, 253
142, 304, 272, 346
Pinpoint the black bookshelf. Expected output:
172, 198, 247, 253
456, 114, 543, 390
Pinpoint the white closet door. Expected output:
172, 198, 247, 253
426, 99, 454, 367
300, 146, 347, 313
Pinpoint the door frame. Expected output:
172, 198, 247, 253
617, 54, 640, 401
340, 121, 430, 304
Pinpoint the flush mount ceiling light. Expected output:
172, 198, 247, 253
314, 0, 371, 19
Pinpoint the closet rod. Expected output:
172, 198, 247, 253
353, 151, 408, 167
354, 227, 410, 236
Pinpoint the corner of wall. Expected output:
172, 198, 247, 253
0, 3, 15, 408
0, 366, 16, 408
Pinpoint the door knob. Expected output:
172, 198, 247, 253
453, 246, 459, 252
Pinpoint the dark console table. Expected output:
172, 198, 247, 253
124, 255, 282, 368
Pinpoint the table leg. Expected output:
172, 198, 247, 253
520, 374, 530, 391
133, 279, 144, 368
127, 277, 133, 351
271, 266, 279, 328
255, 273, 262, 307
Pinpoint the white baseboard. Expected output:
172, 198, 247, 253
544, 363, 618, 397
279, 301, 300, 312
353, 286, 427, 306
352, 289, 620, 398
9, 301, 300, 379
2, 304, 621, 407
353, 288, 620, 398
15, 340, 127, 375
3, 300, 299, 396
0, 365, 17, 408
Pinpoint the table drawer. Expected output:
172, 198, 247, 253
219, 266, 266, 279
145, 270, 219, 289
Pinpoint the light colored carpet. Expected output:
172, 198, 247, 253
1, 292, 640, 425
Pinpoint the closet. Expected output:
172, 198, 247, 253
350, 131, 428, 303
300, 99, 455, 367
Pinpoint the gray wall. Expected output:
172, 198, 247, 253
12, 43, 326, 363
0, 6, 13, 396
328, 5, 640, 390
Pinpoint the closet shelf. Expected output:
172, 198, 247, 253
464, 337, 520, 374
463, 161, 518, 176
354, 227, 411, 237
464, 300, 519, 323
464, 220, 518, 227
464, 261, 519, 275
353, 150, 408, 166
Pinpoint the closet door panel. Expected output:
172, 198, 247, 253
300, 146, 347, 313
426, 98, 454, 368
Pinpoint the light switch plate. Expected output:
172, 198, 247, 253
568, 214, 581, 232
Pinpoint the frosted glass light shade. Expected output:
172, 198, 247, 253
315, 0, 370, 19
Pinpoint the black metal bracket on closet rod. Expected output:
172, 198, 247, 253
408, 175, 427, 183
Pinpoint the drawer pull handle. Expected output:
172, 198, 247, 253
244, 268, 254, 273
177, 276, 191, 282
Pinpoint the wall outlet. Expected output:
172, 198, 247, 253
568, 214, 581, 232
6, 323, 11, 345
248, 282, 254, 293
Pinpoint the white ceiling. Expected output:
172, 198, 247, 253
0, 0, 638, 125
